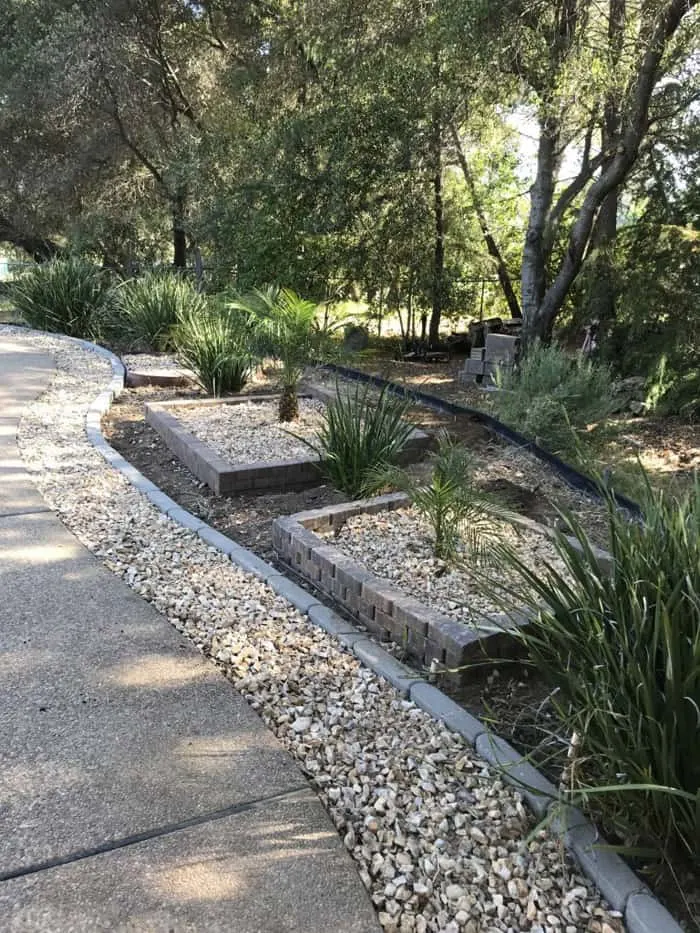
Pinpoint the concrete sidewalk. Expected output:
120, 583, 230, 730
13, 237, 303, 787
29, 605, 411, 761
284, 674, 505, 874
0, 338, 378, 932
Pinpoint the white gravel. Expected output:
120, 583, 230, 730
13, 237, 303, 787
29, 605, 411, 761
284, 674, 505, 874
122, 352, 185, 372
322, 508, 562, 625
3, 326, 624, 933
173, 398, 325, 464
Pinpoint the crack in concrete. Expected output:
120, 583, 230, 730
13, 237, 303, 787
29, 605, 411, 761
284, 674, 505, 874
0, 784, 310, 883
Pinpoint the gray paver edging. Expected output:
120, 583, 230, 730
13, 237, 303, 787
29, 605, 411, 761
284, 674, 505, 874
43, 333, 680, 933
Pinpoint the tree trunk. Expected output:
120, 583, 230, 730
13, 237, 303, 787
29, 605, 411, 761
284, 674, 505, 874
428, 103, 445, 346
521, 115, 560, 343
449, 124, 522, 320
426, 50, 447, 347
522, 0, 695, 342
172, 194, 187, 270
587, 0, 625, 325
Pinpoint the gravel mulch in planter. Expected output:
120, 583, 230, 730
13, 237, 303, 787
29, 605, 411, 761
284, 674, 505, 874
320, 506, 565, 627
3, 326, 627, 933
171, 397, 325, 464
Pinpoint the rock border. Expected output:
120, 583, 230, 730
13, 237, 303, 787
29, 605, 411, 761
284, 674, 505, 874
271, 495, 527, 686
46, 334, 682, 933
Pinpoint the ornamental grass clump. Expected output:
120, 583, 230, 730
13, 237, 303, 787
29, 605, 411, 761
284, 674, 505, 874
307, 383, 414, 497
492, 473, 700, 868
174, 300, 254, 396
10, 256, 114, 338
114, 271, 205, 351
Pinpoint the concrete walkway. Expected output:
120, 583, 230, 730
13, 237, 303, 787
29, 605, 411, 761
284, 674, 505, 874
0, 338, 379, 932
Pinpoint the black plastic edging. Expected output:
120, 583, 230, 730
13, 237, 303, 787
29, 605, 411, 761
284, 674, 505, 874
322, 362, 643, 517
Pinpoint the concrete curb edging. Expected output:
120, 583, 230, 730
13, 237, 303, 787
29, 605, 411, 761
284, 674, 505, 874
40, 333, 680, 933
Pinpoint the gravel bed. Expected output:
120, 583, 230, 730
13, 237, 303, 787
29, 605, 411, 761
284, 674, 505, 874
3, 326, 624, 933
173, 398, 325, 464
122, 352, 185, 371
323, 508, 563, 625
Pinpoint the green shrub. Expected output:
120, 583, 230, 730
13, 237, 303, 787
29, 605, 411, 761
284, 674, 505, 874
494, 343, 614, 460
10, 257, 113, 338
372, 433, 510, 562
174, 301, 254, 396
493, 475, 700, 866
307, 383, 415, 497
114, 272, 205, 351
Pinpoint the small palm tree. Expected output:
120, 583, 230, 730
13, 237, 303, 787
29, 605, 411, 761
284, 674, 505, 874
233, 287, 321, 421
370, 433, 512, 563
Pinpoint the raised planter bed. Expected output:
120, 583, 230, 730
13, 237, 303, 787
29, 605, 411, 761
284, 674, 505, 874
273, 494, 615, 687
145, 389, 432, 496
272, 493, 535, 685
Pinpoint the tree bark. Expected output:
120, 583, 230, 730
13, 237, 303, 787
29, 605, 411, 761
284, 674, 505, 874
428, 74, 445, 347
521, 114, 560, 341
587, 0, 625, 325
523, 0, 697, 343
172, 194, 187, 270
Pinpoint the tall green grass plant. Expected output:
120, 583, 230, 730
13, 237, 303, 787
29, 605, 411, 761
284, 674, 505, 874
492, 474, 700, 866
10, 257, 113, 338
306, 383, 414, 497
174, 301, 254, 396
114, 272, 205, 351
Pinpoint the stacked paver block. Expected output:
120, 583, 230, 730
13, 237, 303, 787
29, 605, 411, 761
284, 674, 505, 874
461, 333, 521, 385
145, 396, 322, 494
272, 494, 527, 685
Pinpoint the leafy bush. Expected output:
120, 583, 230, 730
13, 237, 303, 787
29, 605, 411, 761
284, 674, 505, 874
10, 257, 113, 338
372, 433, 510, 562
493, 476, 700, 866
114, 272, 206, 351
307, 383, 415, 497
581, 224, 700, 419
494, 343, 614, 459
174, 301, 254, 396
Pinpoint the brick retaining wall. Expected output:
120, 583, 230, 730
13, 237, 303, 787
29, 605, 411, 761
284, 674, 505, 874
272, 494, 527, 685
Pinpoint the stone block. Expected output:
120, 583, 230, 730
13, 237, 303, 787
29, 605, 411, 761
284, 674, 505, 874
625, 893, 683, 933
475, 733, 558, 818
410, 683, 486, 744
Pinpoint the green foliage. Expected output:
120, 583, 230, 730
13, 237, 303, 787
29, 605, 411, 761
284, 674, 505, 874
173, 300, 254, 396
493, 476, 700, 866
10, 257, 113, 338
233, 287, 323, 420
596, 225, 700, 418
373, 433, 510, 562
308, 383, 415, 498
494, 343, 615, 460
113, 272, 206, 351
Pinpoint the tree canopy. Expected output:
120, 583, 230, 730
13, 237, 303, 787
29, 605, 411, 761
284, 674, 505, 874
2, 0, 698, 347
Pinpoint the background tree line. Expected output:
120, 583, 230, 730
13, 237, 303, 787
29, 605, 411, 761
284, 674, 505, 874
1, 0, 698, 363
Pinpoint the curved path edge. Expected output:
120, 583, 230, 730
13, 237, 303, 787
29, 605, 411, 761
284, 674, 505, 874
68, 334, 681, 933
